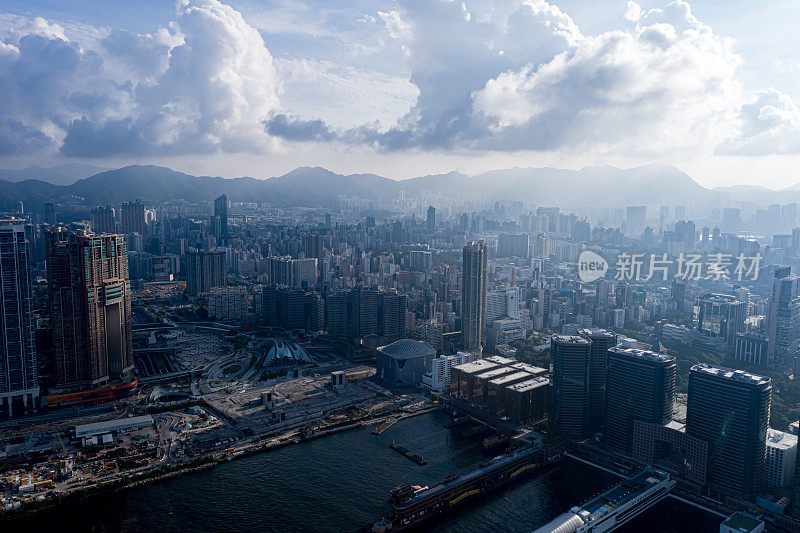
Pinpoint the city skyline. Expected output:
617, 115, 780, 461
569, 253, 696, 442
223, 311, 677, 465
0, 0, 799, 187
3, 1, 800, 531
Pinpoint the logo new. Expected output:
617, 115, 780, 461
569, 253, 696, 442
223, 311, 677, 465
578, 251, 608, 283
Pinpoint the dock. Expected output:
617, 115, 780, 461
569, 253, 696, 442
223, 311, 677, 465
373, 417, 400, 435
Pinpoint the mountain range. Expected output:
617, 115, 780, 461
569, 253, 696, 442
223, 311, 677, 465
0, 164, 110, 186
0, 163, 796, 213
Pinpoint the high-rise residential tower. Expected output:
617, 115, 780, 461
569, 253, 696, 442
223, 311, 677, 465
186, 249, 227, 296
461, 241, 488, 351
90, 205, 117, 234
120, 200, 147, 236
0, 218, 38, 416
48, 230, 134, 389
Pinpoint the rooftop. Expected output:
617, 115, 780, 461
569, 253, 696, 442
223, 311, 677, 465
579, 469, 671, 521
484, 355, 516, 366
698, 293, 744, 305
453, 359, 498, 375
665, 420, 686, 432
489, 371, 532, 386
75, 415, 154, 438
475, 367, 517, 381
377, 339, 436, 360
608, 346, 676, 364
691, 363, 770, 386
506, 377, 550, 392
578, 328, 616, 338
511, 362, 547, 375
552, 335, 591, 345
720, 512, 764, 533
767, 428, 798, 450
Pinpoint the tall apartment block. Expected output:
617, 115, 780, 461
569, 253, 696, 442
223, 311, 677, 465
462, 241, 488, 352
186, 249, 226, 296
0, 218, 38, 416
120, 199, 147, 236
48, 230, 134, 389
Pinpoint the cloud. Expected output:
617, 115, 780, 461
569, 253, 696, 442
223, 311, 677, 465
472, 1, 741, 155
0, 0, 280, 157
266, 114, 334, 142
273, 57, 417, 130
2, 0, 800, 161
721, 89, 800, 155
268, 0, 800, 159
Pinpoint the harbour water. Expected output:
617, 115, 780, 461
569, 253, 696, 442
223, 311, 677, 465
7, 411, 723, 532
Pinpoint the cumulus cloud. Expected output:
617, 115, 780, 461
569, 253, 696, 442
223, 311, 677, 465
2, 0, 800, 161
472, 0, 741, 154
722, 89, 800, 155
268, 0, 800, 159
0, 0, 280, 157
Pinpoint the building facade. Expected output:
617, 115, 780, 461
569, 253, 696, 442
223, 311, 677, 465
186, 249, 226, 296
550, 335, 592, 440
48, 231, 134, 389
0, 218, 38, 416
686, 364, 771, 499
462, 241, 488, 351
605, 347, 676, 453
579, 328, 617, 434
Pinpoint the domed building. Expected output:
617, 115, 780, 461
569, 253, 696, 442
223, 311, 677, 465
376, 339, 436, 388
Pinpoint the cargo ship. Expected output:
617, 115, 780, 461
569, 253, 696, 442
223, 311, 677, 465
390, 442, 426, 465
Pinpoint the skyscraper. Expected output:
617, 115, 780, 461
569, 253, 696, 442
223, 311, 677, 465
303, 233, 324, 261
214, 194, 228, 243
48, 230, 134, 389
550, 335, 592, 440
687, 364, 771, 499
120, 200, 147, 236
91, 205, 116, 234
186, 249, 226, 296
626, 205, 647, 236
579, 328, 617, 434
695, 293, 747, 345
605, 347, 676, 453
462, 241, 488, 351
767, 267, 800, 367
0, 218, 38, 416
793, 422, 800, 516
44, 202, 57, 226
426, 206, 436, 233
496, 233, 530, 258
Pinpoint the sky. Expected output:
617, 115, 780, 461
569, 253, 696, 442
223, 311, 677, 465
0, 0, 799, 188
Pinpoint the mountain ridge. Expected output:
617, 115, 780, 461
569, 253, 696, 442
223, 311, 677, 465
1, 163, 797, 212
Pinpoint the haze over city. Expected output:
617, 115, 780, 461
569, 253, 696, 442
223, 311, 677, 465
0, 0, 799, 186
